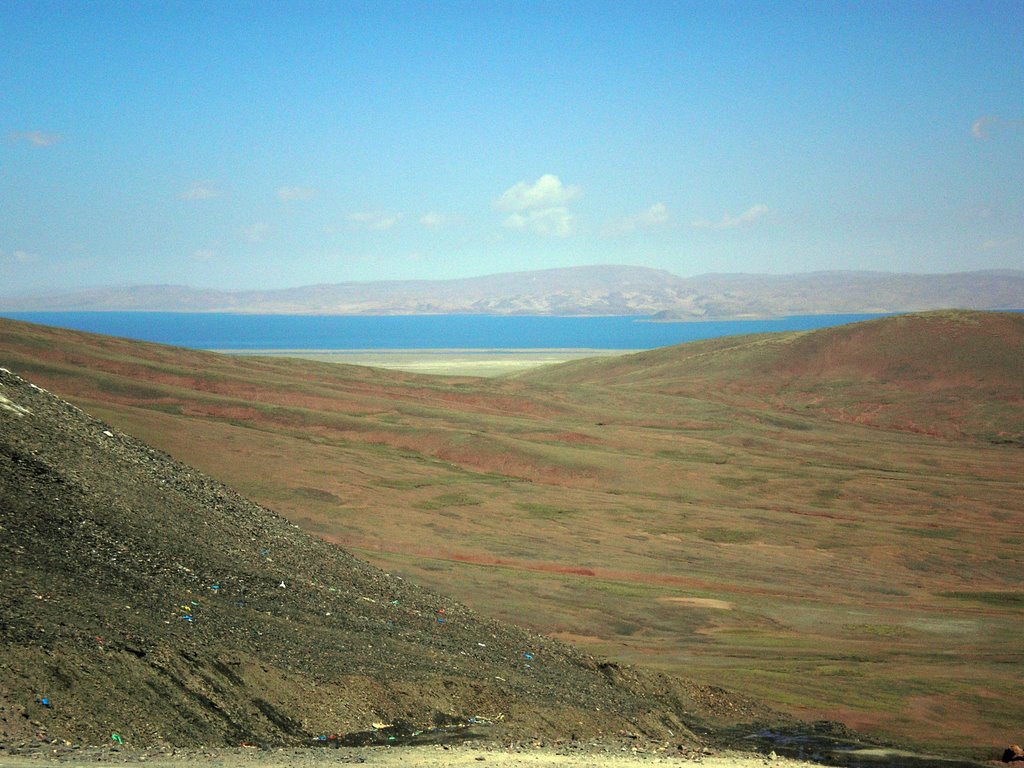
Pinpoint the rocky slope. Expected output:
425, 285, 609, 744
0, 367, 775, 749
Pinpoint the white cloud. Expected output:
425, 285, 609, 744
0, 249, 39, 264
496, 174, 581, 212
495, 174, 581, 237
179, 181, 220, 200
192, 248, 217, 261
691, 203, 770, 230
242, 222, 269, 243
8, 131, 62, 147
981, 237, 1018, 251
971, 115, 1024, 140
347, 211, 401, 231
419, 212, 447, 228
605, 202, 670, 235
502, 207, 575, 237
277, 186, 317, 202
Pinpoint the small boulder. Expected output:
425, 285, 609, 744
1002, 744, 1024, 763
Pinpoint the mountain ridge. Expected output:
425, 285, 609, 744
3, 266, 1022, 318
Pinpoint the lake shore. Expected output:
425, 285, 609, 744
217, 349, 636, 377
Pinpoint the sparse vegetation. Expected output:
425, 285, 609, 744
1, 311, 1022, 756
414, 492, 483, 510
939, 591, 1024, 608
515, 502, 576, 519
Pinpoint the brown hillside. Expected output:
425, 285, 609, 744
1, 314, 1021, 757
0, 366, 772, 749
523, 311, 1024, 442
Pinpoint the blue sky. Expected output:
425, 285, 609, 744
2, 1, 1022, 293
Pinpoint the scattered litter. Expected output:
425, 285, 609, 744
389, 599, 399, 606
523, 652, 534, 661
477, 642, 486, 647
39, 697, 50, 707
0, 393, 31, 417
436, 617, 446, 624
111, 733, 123, 745
102, 430, 114, 437
360, 596, 377, 603
210, 583, 220, 591
260, 548, 270, 557
181, 614, 193, 622
278, 581, 286, 588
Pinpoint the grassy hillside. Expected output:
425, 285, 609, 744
2, 366, 760, 750
1, 312, 1021, 757
522, 310, 1024, 442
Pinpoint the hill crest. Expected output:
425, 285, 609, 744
521, 311, 1024, 442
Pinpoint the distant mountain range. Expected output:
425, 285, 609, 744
3, 266, 1023, 318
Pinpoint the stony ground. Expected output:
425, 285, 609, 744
0, 744, 813, 768
0, 366, 779, 751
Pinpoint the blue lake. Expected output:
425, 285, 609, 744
1, 312, 888, 351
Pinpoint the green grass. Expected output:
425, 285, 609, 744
898, 526, 961, 539
515, 502, 576, 519
939, 591, 1024, 608
414, 492, 483, 510
697, 527, 758, 544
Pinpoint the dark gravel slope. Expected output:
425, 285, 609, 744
0, 367, 771, 749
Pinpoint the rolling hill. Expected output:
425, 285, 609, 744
520, 310, 1024, 443
1, 312, 1021, 758
0, 365, 764, 749
2, 267, 1022, 318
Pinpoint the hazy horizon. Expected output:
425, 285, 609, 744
5, 263, 1024, 300
3, 2, 1022, 293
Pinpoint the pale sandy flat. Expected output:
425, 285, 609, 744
656, 597, 734, 610
217, 349, 635, 377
